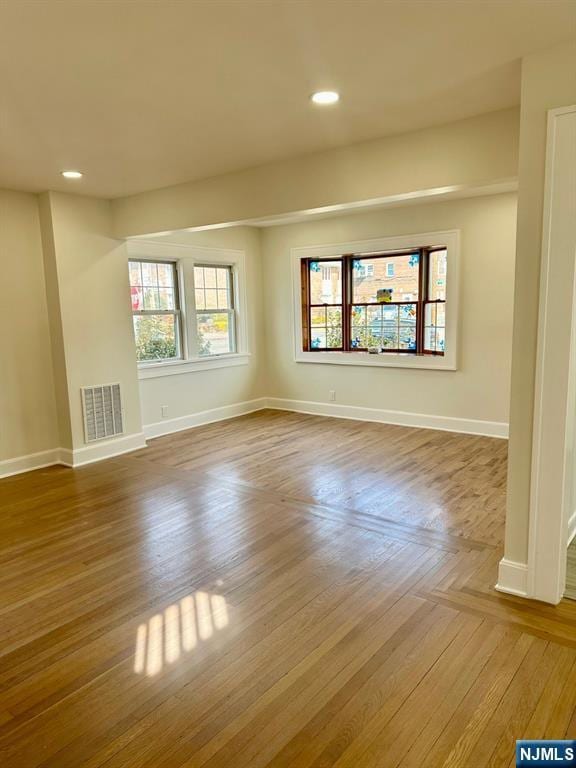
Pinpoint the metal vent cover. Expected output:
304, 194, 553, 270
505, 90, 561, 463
81, 383, 124, 443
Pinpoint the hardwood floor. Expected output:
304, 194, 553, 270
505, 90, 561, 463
0, 409, 574, 767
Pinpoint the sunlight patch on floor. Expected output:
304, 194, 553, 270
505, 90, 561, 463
134, 591, 229, 676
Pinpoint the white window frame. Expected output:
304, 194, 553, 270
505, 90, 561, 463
129, 258, 184, 364
291, 230, 460, 371
127, 240, 250, 379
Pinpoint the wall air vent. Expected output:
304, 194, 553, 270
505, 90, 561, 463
81, 383, 124, 443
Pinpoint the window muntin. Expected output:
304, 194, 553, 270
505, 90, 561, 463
129, 259, 181, 363
193, 265, 236, 356
302, 248, 446, 356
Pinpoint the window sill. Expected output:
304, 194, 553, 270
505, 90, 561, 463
138, 353, 251, 380
294, 350, 456, 370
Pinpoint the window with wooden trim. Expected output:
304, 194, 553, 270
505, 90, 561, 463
129, 259, 182, 362
301, 248, 447, 355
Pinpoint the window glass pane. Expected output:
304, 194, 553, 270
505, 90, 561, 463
157, 262, 174, 287
351, 305, 366, 326
436, 327, 446, 352
424, 301, 446, 353
326, 306, 342, 328
217, 289, 230, 309
352, 254, 419, 303
429, 249, 447, 300
309, 305, 342, 349
133, 314, 178, 361
326, 326, 342, 348
424, 326, 445, 353
311, 307, 326, 327
204, 289, 218, 309
131, 286, 143, 311
143, 286, 160, 310
436, 303, 446, 328
203, 267, 217, 289
310, 329, 327, 349
399, 304, 417, 350
382, 305, 399, 350
197, 312, 234, 355
194, 267, 205, 288
309, 260, 342, 304
195, 288, 205, 310
381, 328, 399, 350
326, 307, 342, 348
141, 262, 158, 286
216, 268, 228, 290
352, 327, 383, 349
158, 287, 175, 310
129, 261, 142, 287
367, 305, 382, 332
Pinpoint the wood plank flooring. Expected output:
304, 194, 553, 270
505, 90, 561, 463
0, 409, 574, 767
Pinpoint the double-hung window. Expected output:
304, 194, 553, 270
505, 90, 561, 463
301, 247, 447, 356
129, 260, 182, 363
193, 265, 236, 356
129, 256, 240, 368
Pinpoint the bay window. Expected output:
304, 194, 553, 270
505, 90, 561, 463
302, 248, 447, 355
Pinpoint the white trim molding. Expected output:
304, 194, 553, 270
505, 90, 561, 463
525, 105, 576, 604
496, 558, 528, 598
138, 353, 250, 379
291, 230, 460, 371
59, 432, 148, 468
0, 448, 62, 479
143, 398, 268, 439
265, 398, 508, 438
568, 510, 576, 548
0, 432, 148, 478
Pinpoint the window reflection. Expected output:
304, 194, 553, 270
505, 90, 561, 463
133, 591, 229, 677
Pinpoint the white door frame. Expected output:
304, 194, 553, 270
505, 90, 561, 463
527, 105, 576, 604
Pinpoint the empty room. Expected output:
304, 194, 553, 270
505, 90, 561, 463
1, 2, 575, 766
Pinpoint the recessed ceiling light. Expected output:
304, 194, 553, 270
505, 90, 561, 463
311, 90, 340, 105
61, 170, 83, 179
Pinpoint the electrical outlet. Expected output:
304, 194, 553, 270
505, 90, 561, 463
161, 405, 169, 419
329, 390, 336, 402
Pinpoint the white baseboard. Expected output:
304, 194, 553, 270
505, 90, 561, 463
495, 557, 529, 598
568, 510, 576, 547
143, 398, 268, 439
0, 396, 509, 480
59, 432, 148, 468
0, 433, 148, 479
265, 398, 509, 439
0, 448, 62, 479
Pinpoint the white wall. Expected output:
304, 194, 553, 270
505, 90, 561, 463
0, 190, 59, 461
137, 226, 266, 430
261, 192, 517, 428
40, 192, 143, 451
0, 108, 520, 472
112, 108, 519, 236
